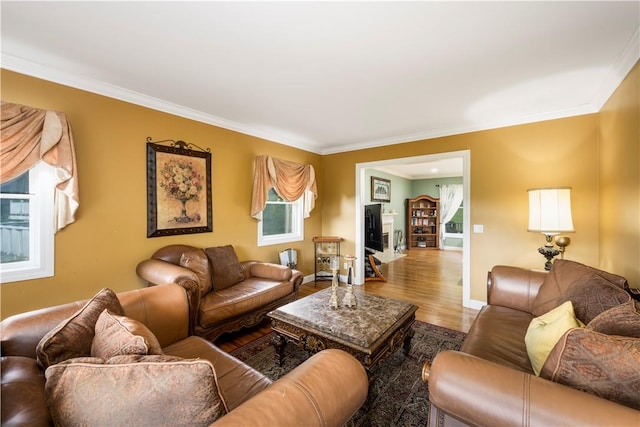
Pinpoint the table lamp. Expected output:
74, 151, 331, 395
527, 187, 574, 271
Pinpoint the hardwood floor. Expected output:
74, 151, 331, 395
215, 249, 479, 352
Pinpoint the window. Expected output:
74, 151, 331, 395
258, 188, 304, 246
1, 162, 55, 283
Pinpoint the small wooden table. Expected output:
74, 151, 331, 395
267, 287, 418, 371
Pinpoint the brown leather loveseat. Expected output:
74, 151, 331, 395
1, 283, 368, 426
136, 244, 303, 341
423, 259, 640, 426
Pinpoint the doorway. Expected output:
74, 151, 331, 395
355, 150, 473, 308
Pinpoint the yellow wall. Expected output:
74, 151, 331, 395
2, 61, 639, 318
322, 115, 602, 301
1, 70, 322, 318
599, 62, 640, 284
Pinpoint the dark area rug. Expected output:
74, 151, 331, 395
230, 321, 466, 427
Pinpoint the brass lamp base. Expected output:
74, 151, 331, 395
539, 244, 561, 271
538, 234, 571, 271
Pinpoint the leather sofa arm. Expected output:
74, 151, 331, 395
487, 265, 547, 313
136, 258, 199, 288
427, 350, 640, 427
212, 349, 368, 426
243, 261, 292, 281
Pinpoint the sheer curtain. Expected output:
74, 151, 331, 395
438, 184, 463, 248
1, 102, 79, 231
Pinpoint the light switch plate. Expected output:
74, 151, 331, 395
473, 224, 484, 233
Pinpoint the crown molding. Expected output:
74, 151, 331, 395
1, 54, 324, 154
590, 26, 640, 110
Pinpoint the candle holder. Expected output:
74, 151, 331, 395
343, 255, 357, 309
329, 255, 340, 309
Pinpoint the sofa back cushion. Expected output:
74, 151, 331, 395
36, 288, 125, 369
205, 245, 245, 290
532, 260, 631, 323
180, 249, 213, 295
540, 328, 640, 410
45, 355, 227, 426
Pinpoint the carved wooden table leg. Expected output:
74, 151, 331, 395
403, 326, 415, 356
272, 333, 286, 366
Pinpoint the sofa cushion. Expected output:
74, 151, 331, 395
540, 328, 640, 410
36, 288, 125, 369
180, 248, 213, 295
587, 299, 640, 338
162, 335, 272, 411
205, 245, 245, 290
91, 310, 163, 358
199, 278, 294, 327
459, 305, 535, 374
45, 354, 228, 426
525, 301, 584, 375
532, 260, 631, 323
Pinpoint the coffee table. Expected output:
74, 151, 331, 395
267, 287, 418, 371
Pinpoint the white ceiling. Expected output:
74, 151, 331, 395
2, 1, 639, 158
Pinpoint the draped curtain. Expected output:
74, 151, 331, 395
251, 155, 317, 220
438, 184, 463, 248
1, 102, 79, 232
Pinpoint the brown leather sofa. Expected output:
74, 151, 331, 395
423, 260, 640, 426
136, 244, 303, 341
1, 283, 368, 426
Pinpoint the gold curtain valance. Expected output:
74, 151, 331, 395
251, 155, 317, 220
0, 101, 79, 232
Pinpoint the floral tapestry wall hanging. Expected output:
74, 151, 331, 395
146, 138, 212, 237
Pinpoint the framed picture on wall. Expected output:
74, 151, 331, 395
371, 176, 391, 203
146, 138, 212, 237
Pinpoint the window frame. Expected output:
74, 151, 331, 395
257, 190, 304, 247
1, 162, 55, 283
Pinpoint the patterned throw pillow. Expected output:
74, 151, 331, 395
540, 328, 640, 410
532, 260, 630, 324
205, 245, 245, 290
45, 355, 228, 426
36, 288, 125, 369
564, 272, 631, 324
91, 310, 164, 358
587, 299, 640, 338
180, 248, 213, 295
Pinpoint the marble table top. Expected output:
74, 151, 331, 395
268, 287, 417, 351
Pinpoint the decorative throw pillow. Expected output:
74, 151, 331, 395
45, 355, 228, 426
587, 299, 640, 338
540, 328, 640, 410
564, 272, 631, 324
180, 248, 213, 295
525, 301, 584, 375
91, 309, 164, 358
532, 260, 630, 323
205, 245, 245, 290
36, 288, 124, 369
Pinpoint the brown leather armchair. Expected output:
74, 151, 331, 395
136, 244, 303, 341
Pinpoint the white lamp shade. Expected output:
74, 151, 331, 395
528, 188, 574, 233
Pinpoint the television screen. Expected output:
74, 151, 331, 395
364, 203, 384, 252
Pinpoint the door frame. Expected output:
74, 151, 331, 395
354, 149, 473, 308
